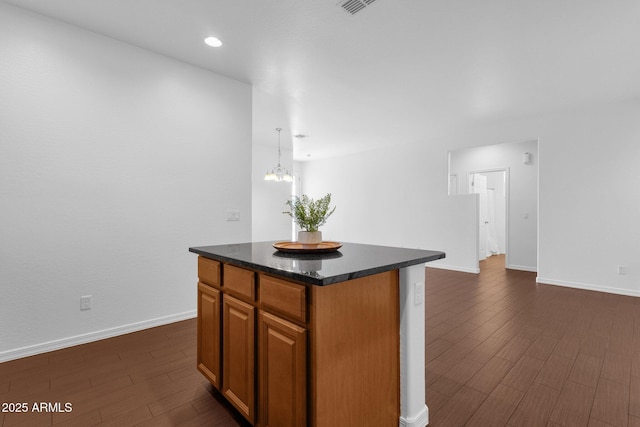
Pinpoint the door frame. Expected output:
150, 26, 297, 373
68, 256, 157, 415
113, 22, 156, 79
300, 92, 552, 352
467, 168, 510, 268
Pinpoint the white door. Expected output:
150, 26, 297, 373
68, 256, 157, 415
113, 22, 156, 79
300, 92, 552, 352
486, 188, 500, 255
470, 174, 488, 261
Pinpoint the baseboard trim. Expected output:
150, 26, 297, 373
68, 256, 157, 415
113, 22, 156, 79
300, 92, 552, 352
507, 264, 538, 272
426, 263, 480, 274
427, 262, 536, 274
399, 405, 429, 427
0, 310, 197, 363
536, 277, 640, 298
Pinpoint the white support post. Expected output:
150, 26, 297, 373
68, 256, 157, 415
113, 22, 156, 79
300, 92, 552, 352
399, 264, 429, 427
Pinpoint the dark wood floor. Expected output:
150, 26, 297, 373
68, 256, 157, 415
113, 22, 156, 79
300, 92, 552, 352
0, 320, 249, 427
426, 255, 640, 427
1, 255, 638, 426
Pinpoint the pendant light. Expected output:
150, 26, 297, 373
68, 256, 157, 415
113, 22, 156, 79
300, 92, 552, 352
264, 128, 293, 182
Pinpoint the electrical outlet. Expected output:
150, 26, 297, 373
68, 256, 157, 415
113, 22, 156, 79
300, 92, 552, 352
80, 295, 92, 311
414, 282, 424, 305
617, 265, 628, 275
226, 210, 240, 221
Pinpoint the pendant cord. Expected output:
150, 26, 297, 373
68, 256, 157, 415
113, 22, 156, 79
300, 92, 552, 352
277, 128, 282, 166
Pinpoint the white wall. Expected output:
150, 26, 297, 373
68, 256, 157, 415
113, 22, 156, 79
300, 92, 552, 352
251, 89, 295, 242
252, 143, 294, 241
449, 139, 538, 271
301, 143, 479, 273
301, 100, 640, 296
535, 102, 640, 296
0, 4, 252, 360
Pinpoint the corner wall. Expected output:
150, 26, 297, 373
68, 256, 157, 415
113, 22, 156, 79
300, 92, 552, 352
0, 4, 252, 360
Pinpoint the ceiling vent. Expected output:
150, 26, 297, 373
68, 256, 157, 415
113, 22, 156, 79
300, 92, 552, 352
339, 0, 377, 15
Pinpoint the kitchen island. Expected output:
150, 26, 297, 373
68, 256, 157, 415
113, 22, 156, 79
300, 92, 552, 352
189, 241, 445, 427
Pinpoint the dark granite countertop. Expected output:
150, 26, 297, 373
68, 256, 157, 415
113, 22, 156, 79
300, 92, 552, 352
189, 241, 445, 286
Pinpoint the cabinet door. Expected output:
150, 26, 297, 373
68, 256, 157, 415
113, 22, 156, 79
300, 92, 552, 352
223, 294, 256, 424
259, 311, 307, 427
197, 282, 221, 389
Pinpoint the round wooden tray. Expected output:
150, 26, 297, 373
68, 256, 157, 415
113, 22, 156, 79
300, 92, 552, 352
273, 241, 343, 254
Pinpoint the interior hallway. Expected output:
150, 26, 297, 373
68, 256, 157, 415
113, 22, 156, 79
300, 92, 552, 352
1, 255, 638, 426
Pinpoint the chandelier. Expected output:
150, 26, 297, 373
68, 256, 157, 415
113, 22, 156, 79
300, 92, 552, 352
264, 128, 293, 182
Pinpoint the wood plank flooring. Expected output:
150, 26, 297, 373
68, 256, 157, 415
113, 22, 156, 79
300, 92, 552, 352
0, 320, 250, 427
1, 254, 638, 426
426, 255, 640, 427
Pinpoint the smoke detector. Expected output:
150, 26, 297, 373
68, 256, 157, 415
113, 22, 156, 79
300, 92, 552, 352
338, 0, 377, 15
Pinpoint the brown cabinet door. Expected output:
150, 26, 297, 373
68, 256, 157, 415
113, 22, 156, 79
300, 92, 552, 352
197, 282, 221, 389
258, 311, 307, 427
223, 294, 256, 424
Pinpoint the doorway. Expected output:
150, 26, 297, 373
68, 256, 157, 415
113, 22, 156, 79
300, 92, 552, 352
469, 169, 508, 266
448, 139, 538, 273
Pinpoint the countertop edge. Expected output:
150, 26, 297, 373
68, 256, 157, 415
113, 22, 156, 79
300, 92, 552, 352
189, 246, 445, 286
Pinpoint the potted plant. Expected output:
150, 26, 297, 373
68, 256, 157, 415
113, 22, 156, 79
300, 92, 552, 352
284, 193, 336, 245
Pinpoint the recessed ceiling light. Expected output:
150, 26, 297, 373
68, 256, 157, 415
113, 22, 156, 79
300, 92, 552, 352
204, 36, 222, 47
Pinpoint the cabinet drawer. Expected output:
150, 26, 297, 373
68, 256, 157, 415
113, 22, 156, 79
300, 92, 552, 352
259, 274, 306, 323
223, 264, 256, 301
198, 257, 220, 287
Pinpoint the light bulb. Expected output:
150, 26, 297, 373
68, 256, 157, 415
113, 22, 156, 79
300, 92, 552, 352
204, 37, 222, 47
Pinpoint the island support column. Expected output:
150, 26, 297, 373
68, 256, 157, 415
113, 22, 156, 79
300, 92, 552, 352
399, 264, 428, 427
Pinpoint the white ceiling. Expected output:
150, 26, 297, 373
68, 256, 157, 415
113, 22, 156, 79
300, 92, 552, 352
4, 0, 640, 161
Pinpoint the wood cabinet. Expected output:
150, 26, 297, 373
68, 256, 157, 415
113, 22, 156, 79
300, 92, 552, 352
196, 256, 399, 427
258, 311, 306, 427
309, 271, 399, 426
197, 257, 222, 389
197, 257, 307, 427
197, 282, 221, 388
224, 264, 256, 301
222, 294, 256, 423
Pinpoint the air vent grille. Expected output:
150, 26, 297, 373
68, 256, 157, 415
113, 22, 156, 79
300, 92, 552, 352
339, 0, 377, 15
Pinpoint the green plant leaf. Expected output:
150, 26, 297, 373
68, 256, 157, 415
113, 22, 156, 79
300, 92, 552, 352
283, 193, 336, 232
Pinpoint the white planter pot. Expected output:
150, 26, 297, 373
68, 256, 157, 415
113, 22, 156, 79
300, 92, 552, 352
298, 231, 322, 245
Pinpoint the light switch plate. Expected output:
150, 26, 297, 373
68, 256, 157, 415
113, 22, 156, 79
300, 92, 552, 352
80, 295, 92, 311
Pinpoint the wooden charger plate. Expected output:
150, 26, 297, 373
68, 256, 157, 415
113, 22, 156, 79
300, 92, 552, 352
273, 241, 343, 254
